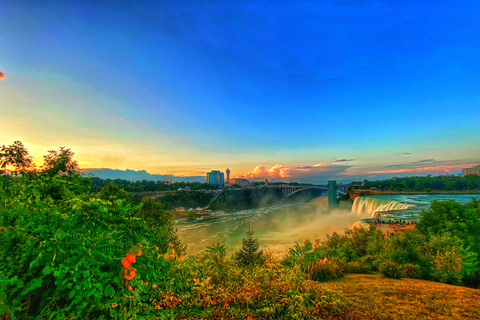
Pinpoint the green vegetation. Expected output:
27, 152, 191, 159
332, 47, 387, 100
1, 141, 479, 319
354, 174, 480, 192
155, 191, 214, 210
280, 198, 480, 288
0, 142, 344, 319
90, 178, 217, 193
232, 225, 264, 268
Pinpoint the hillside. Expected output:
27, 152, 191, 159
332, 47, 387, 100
319, 274, 480, 319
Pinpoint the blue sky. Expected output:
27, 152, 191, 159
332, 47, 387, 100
1, 0, 479, 183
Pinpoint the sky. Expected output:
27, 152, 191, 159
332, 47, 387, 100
1, 0, 479, 183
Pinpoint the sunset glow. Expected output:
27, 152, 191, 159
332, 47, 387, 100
1, 1, 479, 183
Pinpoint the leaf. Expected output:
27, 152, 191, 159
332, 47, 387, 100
104, 285, 115, 297
141, 294, 150, 302
21, 278, 43, 296
42, 265, 52, 275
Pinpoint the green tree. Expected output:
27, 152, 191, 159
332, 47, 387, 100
97, 181, 131, 202
0, 141, 33, 175
42, 146, 78, 175
233, 224, 264, 267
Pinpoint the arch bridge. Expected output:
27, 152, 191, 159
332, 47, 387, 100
269, 181, 347, 206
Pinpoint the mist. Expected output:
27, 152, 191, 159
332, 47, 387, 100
175, 196, 370, 257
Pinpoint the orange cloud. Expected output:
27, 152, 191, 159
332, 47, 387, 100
0, 71, 4, 80
243, 164, 291, 179
241, 163, 351, 183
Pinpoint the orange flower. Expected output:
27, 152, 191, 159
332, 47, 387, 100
125, 267, 136, 280
128, 286, 133, 291
126, 253, 136, 264
112, 303, 118, 307
152, 284, 157, 289
121, 259, 130, 269
137, 250, 142, 256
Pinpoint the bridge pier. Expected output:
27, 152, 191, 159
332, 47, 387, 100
328, 180, 337, 207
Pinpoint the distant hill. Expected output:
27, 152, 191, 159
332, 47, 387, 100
80, 168, 206, 182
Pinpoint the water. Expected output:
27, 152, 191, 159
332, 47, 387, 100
353, 194, 480, 223
174, 193, 480, 256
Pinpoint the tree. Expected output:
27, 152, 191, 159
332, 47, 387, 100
43, 147, 78, 175
97, 182, 131, 203
233, 224, 264, 267
0, 141, 33, 175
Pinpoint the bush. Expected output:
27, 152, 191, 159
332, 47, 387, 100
403, 263, 422, 279
432, 250, 463, 285
308, 257, 345, 281
345, 260, 372, 274
379, 260, 403, 279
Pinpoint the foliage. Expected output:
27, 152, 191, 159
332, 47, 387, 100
403, 263, 422, 279
0, 142, 346, 320
154, 191, 214, 210
42, 147, 79, 175
379, 260, 403, 279
355, 174, 480, 192
432, 250, 464, 285
97, 181, 131, 202
0, 141, 33, 175
233, 225, 264, 267
307, 257, 345, 281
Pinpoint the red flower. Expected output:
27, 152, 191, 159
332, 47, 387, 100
128, 285, 133, 291
126, 253, 136, 264
125, 267, 136, 280
121, 259, 130, 269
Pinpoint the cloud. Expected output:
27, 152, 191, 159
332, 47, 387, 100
0, 71, 4, 80
385, 159, 449, 169
332, 158, 356, 162
242, 163, 351, 183
385, 163, 407, 168
403, 152, 412, 155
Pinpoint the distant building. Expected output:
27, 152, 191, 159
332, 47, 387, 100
206, 170, 224, 186
226, 168, 230, 183
229, 178, 250, 187
463, 166, 480, 176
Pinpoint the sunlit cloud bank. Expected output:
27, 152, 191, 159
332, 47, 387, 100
241, 164, 352, 184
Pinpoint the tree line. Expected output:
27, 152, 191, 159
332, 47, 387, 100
353, 174, 480, 192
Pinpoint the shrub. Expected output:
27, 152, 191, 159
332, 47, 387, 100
379, 260, 403, 279
403, 263, 422, 279
308, 257, 345, 281
432, 250, 463, 285
345, 260, 372, 274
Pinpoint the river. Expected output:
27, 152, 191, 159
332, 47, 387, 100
174, 193, 480, 256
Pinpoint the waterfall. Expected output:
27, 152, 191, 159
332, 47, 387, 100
351, 197, 414, 217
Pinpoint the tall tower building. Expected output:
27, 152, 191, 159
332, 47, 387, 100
206, 170, 225, 187
226, 168, 230, 183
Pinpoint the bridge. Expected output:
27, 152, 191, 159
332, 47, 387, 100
269, 180, 347, 206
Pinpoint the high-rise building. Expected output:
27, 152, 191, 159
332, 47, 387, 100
226, 168, 230, 183
463, 166, 480, 176
206, 170, 225, 186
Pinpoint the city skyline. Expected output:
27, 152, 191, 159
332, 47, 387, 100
1, 1, 479, 184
